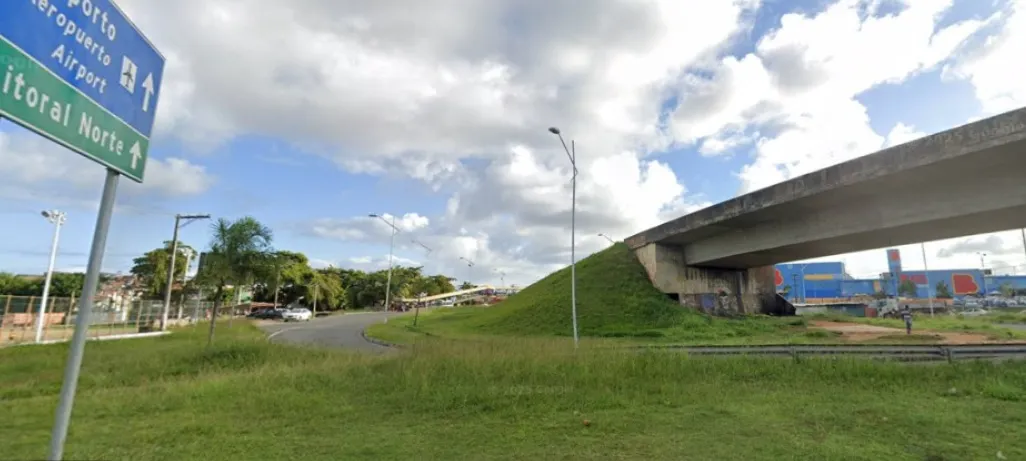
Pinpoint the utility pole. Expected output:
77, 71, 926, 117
176, 248, 195, 321
921, 242, 934, 317
36, 210, 67, 343
978, 252, 988, 297
1021, 228, 1026, 275
161, 214, 210, 331
370, 214, 400, 312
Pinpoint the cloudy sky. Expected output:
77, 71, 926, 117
1, 0, 1024, 285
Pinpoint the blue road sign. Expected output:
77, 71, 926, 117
0, 0, 165, 137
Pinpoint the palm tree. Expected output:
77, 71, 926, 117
199, 217, 273, 346
303, 271, 338, 316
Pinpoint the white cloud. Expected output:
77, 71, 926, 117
672, 0, 990, 195
0, 130, 215, 206
337, 255, 423, 272
885, 122, 927, 147
801, 230, 1026, 280
143, 158, 217, 197
40, 0, 1012, 286
947, 0, 1026, 114
307, 213, 431, 242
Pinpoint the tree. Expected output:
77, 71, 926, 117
1000, 282, 1015, 299
130, 241, 193, 299
198, 217, 274, 345
47, 272, 85, 298
780, 285, 791, 297
935, 281, 952, 299
0, 272, 85, 297
459, 281, 475, 290
0, 272, 39, 295
301, 270, 344, 314
898, 279, 918, 298
872, 290, 889, 300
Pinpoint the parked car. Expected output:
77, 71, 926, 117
282, 308, 312, 322
250, 308, 284, 320
959, 308, 990, 317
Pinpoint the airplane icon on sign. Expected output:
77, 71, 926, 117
120, 56, 138, 93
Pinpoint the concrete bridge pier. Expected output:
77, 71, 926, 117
634, 243, 789, 315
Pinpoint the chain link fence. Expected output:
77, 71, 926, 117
0, 295, 217, 346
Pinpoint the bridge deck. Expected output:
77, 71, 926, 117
625, 108, 1026, 252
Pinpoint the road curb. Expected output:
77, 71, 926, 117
9, 330, 171, 347
361, 328, 401, 349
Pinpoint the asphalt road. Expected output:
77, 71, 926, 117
258, 312, 399, 352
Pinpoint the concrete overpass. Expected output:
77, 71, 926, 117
625, 107, 1026, 315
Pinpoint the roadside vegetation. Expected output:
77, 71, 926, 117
3, 323, 1026, 460
808, 311, 1026, 341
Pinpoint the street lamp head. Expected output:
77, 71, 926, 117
368, 213, 379, 218
41, 210, 51, 218
548, 127, 561, 135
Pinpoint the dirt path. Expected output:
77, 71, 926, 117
809, 321, 1001, 344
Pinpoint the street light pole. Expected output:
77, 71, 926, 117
370, 214, 400, 312
494, 269, 505, 287
979, 252, 988, 297
273, 269, 281, 308
921, 242, 934, 317
460, 257, 475, 287
412, 239, 432, 255
412, 241, 433, 327
799, 264, 809, 303
598, 233, 614, 244
161, 214, 210, 330
35, 210, 67, 343
1021, 228, 1026, 274
549, 126, 579, 348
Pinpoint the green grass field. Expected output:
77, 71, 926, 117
365, 243, 1026, 346
808, 312, 1026, 341
4, 322, 1026, 460
367, 307, 829, 346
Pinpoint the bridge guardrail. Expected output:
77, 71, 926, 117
637, 343, 1026, 362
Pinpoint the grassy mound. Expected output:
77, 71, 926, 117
377, 243, 813, 343
455, 243, 686, 337
476, 242, 685, 336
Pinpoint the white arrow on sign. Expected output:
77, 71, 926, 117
141, 73, 154, 112
130, 142, 143, 170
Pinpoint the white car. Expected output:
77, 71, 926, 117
959, 308, 990, 317
281, 308, 312, 322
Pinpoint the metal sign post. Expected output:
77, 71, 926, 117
48, 169, 120, 460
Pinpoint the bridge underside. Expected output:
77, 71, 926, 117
673, 142, 1026, 268
627, 108, 1026, 315
634, 244, 792, 316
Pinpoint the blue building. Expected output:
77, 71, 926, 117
774, 249, 1026, 301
